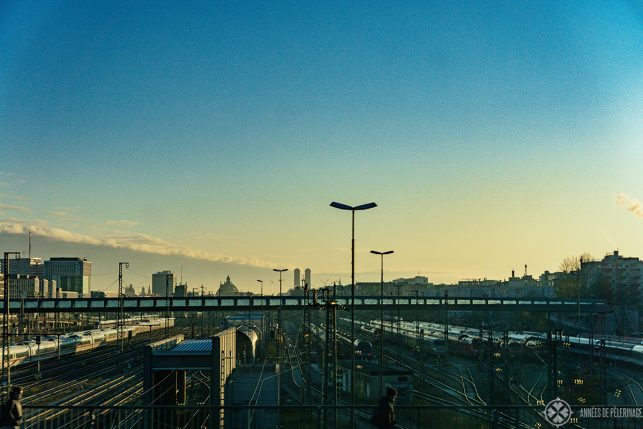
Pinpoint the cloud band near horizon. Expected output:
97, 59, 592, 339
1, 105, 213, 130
0, 220, 274, 269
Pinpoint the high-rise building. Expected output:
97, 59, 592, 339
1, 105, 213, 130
152, 271, 175, 297
44, 257, 91, 297
293, 268, 300, 287
0, 258, 44, 277
304, 268, 311, 287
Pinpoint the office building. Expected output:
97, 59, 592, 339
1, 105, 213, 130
1, 257, 45, 277
152, 271, 175, 296
44, 257, 91, 297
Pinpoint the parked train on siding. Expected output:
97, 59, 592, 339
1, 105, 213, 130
1, 317, 173, 368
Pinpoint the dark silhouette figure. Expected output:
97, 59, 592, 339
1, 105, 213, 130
1, 386, 23, 429
373, 386, 397, 429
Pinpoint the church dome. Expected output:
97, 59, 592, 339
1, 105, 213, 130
217, 275, 239, 295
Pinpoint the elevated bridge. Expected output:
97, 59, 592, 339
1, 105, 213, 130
4, 296, 609, 314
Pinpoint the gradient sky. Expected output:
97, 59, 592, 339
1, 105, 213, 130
1, 1, 642, 293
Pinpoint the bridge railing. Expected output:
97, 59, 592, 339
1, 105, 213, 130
22, 404, 641, 428
4, 295, 609, 313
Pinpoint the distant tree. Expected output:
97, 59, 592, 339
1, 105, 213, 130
559, 253, 594, 273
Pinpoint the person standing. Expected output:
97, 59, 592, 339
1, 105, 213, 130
1, 386, 23, 429
373, 386, 397, 429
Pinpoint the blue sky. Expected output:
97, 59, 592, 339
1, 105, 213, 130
1, 1, 642, 292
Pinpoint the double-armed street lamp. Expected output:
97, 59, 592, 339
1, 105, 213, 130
370, 249, 394, 398
330, 201, 376, 429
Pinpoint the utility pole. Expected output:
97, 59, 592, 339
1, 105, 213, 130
165, 273, 170, 337
600, 338, 606, 404
3, 252, 20, 401
487, 330, 494, 406
548, 330, 560, 401
444, 291, 449, 354
322, 287, 338, 429
415, 290, 420, 357
503, 331, 510, 403
303, 280, 312, 405
118, 262, 129, 353
257, 280, 264, 356
273, 268, 288, 366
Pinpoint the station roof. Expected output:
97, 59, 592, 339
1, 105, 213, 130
170, 339, 212, 353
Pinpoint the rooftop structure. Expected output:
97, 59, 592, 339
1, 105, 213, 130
217, 275, 239, 296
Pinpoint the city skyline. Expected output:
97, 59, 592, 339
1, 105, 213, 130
2, 2, 642, 294
1, 229, 640, 296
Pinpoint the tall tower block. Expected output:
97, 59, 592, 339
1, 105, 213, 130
304, 268, 311, 287
294, 268, 301, 287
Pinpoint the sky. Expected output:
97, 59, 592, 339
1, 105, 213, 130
1, 1, 642, 294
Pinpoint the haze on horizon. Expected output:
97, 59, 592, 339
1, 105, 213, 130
1, 1, 642, 294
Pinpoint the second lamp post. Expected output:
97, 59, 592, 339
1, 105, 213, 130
370, 249, 394, 398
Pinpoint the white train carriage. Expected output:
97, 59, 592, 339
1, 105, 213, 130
57, 335, 80, 356
102, 328, 119, 343
30, 339, 59, 362
68, 333, 94, 352
88, 330, 106, 346
1, 344, 31, 368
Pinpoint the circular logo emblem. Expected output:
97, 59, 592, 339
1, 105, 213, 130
544, 397, 573, 427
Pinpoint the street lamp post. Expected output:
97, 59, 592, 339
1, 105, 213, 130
371, 249, 394, 398
257, 280, 264, 356
273, 268, 288, 365
330, 201, 376, 429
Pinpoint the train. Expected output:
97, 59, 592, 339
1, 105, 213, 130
361, 318, 643, 368
354, 339, 375, 360
1, 317, 174, 369
236, 325, 261, 363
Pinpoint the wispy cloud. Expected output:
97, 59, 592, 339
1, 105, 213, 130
0, 221, 274, 269
0, 204, 30, 212
102, 220, 139, 227
0, 194, 29, 201
616, 193, 643, 218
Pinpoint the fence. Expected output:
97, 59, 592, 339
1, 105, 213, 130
22, 404, 641, 429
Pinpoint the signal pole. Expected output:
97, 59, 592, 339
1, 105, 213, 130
302, 280, 312, 405
165, 273, 170, 337
322, 287, 338, 429
273, 268, 288, 366
118, 262, 129, 353
3, 252, 20, 401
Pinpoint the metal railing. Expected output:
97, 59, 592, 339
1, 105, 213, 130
22, 404, 641, 429
7, 296, 609, 314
